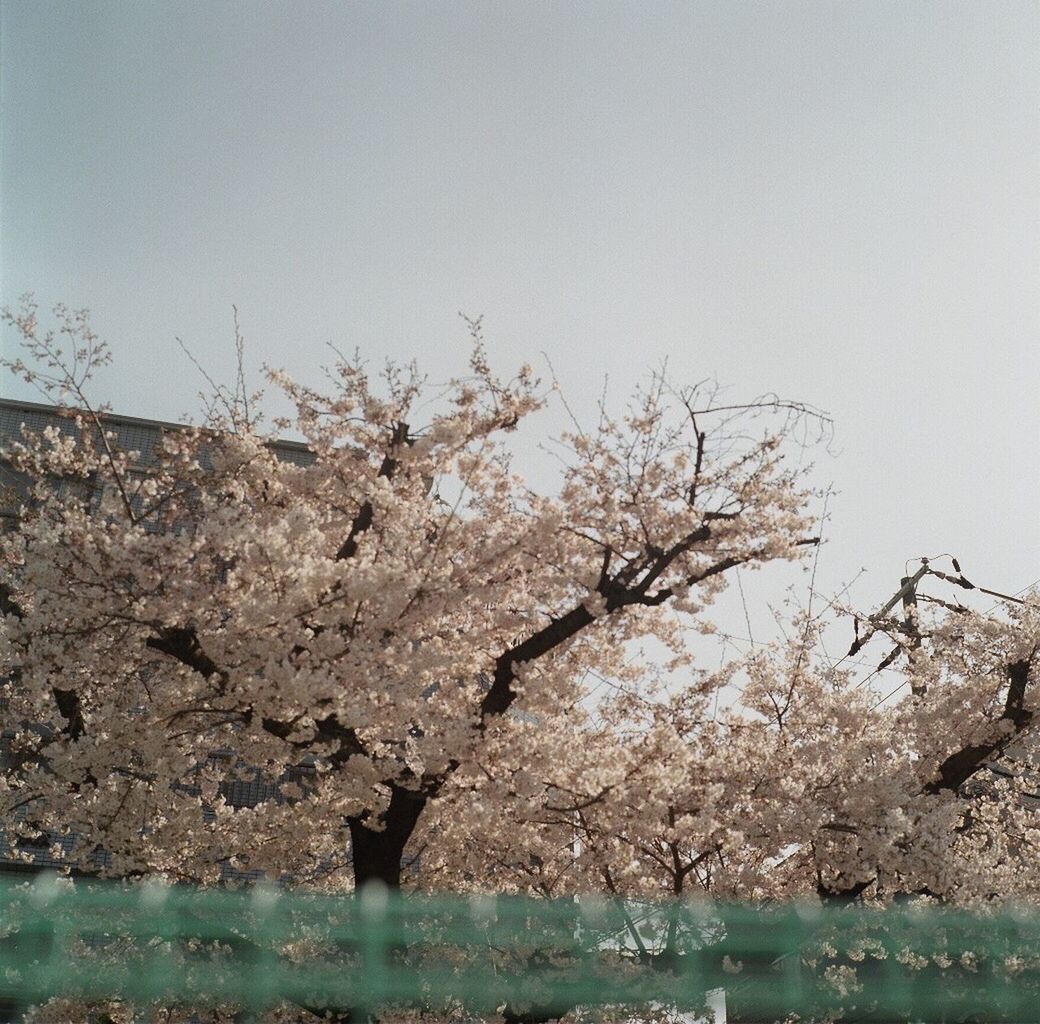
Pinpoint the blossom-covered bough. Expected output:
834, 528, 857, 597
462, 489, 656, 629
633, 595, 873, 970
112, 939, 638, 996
1, 300, 1038, 1023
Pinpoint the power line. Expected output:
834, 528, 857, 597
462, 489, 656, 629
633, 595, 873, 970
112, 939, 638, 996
869, 680, 909, 711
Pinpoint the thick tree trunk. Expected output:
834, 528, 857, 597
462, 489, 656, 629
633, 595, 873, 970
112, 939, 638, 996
348, 784, 427, 889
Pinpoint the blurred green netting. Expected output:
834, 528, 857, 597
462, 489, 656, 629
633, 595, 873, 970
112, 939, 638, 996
1, 875, 1040, 1020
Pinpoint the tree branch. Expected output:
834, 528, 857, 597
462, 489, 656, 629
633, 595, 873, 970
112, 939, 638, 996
479, 532, 819, 725
335, 420, 410, 560
145, 625, 229, 688
923, 656, 1035, 795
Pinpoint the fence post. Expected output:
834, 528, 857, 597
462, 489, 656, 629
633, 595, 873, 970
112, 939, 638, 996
359, 880, 389, 1021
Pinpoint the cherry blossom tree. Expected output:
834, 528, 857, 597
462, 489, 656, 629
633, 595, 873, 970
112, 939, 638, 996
0, 300, 819, 895
3, 300, 1038, 1024
435, 598, 1040, 913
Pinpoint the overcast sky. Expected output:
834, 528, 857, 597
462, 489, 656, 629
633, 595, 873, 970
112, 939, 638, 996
2, 1, 1037, 664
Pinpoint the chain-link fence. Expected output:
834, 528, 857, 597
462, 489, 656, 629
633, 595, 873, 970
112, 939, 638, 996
2, 876, 1039, 1021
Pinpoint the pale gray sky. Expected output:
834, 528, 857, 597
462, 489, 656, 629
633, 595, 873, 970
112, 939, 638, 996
2, 1, 1038, 655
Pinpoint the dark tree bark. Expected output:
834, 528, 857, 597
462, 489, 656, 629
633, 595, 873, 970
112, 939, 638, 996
347, 784, 427, 888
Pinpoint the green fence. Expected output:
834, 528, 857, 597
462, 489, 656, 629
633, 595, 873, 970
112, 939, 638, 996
2, 875, 1040, 1020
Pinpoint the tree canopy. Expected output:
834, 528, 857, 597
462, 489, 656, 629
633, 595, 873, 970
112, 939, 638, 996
1, 300, 1038, 1022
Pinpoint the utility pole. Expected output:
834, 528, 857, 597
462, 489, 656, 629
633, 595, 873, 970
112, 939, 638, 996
898, 565, 925, 694
847, 561, 930, 690
869, 561, 929, 624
